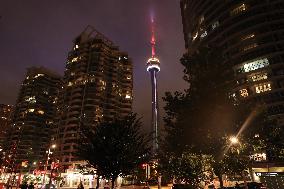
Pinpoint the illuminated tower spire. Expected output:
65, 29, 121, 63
151, 17, 156, 58
147, 16, 160, 155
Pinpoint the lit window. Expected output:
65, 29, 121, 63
28, 109, 35, 113
71, 57, 78, 62
230, 4, 247, 16
125, 94, 131, 99
255, 83, 272, 93
34, 74, 44, 79
127, 76, 131, 80
212, 21, 219, 30
243, 43, 258, 51
38, 110, 44, 115
241, 58, 269, 73
100, 80, 106, 86
242, 33, 255, 41
200, 31, 207, 38
25, 96, 36, 103
68, 82, 73, 87
249, 153, 267, 162
199, 16, 204, 24
192, 32, 198, 41
147, 57, 160, 63
249, 73, 268, 82
240, 89, 249, 97
75, 44, 79, 49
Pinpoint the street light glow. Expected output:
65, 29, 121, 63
230, 136, 239, 144
51, 144, 56, 149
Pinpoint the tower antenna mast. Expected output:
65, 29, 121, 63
146, 15, 160, 155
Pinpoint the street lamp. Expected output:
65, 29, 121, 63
42, 144, 56, 187
230, 136, 239, 145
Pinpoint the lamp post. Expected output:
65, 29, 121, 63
42, 144, 56, 188
229, 136, 249, 189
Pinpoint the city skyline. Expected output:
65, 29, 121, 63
0, 0, 187, 131
0, 1, 283, 188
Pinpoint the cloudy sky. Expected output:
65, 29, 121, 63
0, 0, 187, 131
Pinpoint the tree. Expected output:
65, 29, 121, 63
163, 46, 240, 153
79, 113, 151, 189
247, 112, 284, 161
159, 148, 212, 189
160, 45, 254, 187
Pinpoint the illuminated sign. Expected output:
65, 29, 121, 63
250, 153, 267, 162
255, 83, 271, 93
240, 89, 249, 97
255, 172, 284, 176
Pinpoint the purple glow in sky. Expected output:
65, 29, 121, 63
0, 0, 187, 131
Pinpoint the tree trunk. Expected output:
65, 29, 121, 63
48, 168, 54, 189
111, 176, 116, 189
96, 176, 99, 189
242, 171, 248, 189
218, 175, 223, 188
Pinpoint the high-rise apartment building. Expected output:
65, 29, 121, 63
180, 0, 284, 186
9, 67, 61, 167
55, 26, 133, 166
180, 1, 284, 122
0, 104, 13, 149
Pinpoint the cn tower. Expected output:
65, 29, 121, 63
146, 17, 160, 154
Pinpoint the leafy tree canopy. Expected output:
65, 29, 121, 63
160, 46, 254, 187
79, 113, 151, 189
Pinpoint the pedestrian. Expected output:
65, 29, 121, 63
104, 183, 110, 189
77, 181, 84, 189
28, 182, 34, 189
235, 182, 240, 189
20, 182, 28, 189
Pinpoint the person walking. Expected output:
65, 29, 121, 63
77, 181, 84, 189
28, 182, 34, 189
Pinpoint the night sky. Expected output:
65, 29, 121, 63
0, 0, 187, 131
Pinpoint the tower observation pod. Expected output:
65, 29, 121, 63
146, 17, 160, 155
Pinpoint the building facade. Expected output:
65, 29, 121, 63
180, 0, 284, 122
0, 104, 13, 150
8, 67, 62, 169
180, 0, 284, 187
54, 26, 133, 166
